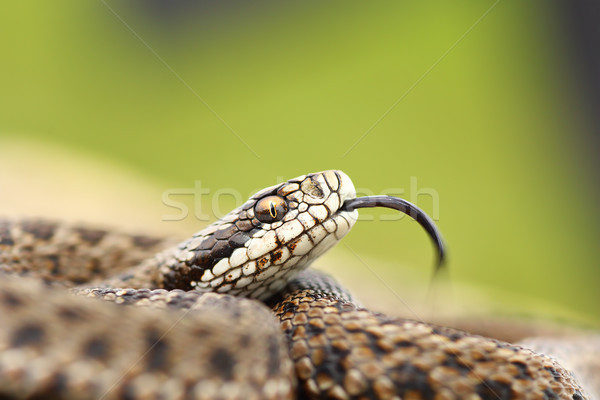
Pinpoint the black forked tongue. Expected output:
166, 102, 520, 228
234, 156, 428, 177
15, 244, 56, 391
341, 196, 446, 273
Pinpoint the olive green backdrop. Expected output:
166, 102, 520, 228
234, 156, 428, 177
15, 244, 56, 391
1, 2, 598, 322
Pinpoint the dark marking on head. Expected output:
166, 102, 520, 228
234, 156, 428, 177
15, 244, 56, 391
189, 250, 210, 268
235, 219, 253, 232
210, 240, 234, 260
214, 224, 239, 240
227, 231, 250, 249
210, 348, 235, 380
190, 237, 234, 270
76, 227, 106, 245
11, 323, 45, 347
573, 392, 585, 400
248, 227, 262, 238
198, 236, 217, 251
145, 329, 169, 372
83, 337, 110, 360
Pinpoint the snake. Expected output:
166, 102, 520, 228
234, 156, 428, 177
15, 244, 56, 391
0, 170, 592, 399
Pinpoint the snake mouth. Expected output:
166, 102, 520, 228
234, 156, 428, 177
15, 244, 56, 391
341, 196, 446, 271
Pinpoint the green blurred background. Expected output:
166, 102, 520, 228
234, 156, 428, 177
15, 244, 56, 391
1, 2, 598, 324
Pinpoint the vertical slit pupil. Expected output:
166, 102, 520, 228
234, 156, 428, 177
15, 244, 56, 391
269, 202, 277, 218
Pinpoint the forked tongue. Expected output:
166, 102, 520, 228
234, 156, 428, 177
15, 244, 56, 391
341, 195, 446, 274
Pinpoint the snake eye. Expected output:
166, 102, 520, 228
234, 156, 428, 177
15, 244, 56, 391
255, 195, 288, 223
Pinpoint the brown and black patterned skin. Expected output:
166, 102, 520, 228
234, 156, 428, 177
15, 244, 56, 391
0, 218, 174, 287
0, 170, 592, 399
272, 273, 587, 400
0, 275, 294, 400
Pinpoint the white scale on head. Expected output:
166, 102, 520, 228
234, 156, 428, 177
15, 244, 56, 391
184, 170, 358, 300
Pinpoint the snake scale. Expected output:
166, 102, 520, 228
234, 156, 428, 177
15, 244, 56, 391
0, 170, 591, 399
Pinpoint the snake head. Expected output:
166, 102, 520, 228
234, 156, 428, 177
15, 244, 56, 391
160, 170, 445, 299
162, 170, 359, 299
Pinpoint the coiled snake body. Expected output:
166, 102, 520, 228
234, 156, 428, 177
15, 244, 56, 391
0, 170, 590, 399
